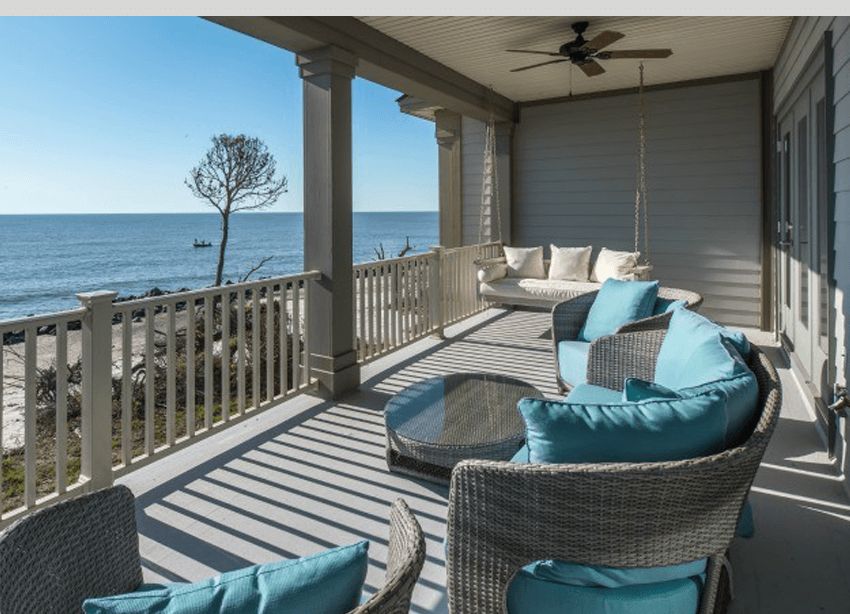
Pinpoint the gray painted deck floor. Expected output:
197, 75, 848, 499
119, 308, 850, 613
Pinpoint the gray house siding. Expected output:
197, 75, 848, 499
773, 16, 850, 383
511, 78, 764, 328
461, 117, 486, 246
773, 17, 850, 473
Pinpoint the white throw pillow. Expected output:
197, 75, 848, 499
477, 262, 508, 283
591, 248, 640, 283
503, 246, 545, 279
548, 245, 592, 281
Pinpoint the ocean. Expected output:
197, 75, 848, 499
0, 212, 438, 320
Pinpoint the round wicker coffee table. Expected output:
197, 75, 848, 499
384, 373, 542, 483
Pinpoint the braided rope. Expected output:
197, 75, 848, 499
634, 63, 651, 265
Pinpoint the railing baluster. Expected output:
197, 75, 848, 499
237, 288, 246, 415
367, 266, 374, 359
0, 339, 4, 510
55, 320, 68, 493
292, 282, 301, 389
221, 290, 231, 422
203, 295, 213, 430
266, 284, 274, 402
145, 306, 155, 456
166, 304, 176, 446
251, 288, 261, 409
302, 281, 311, 384
24, 326, 36, 508
358, 268, 365, 360
186, 298, 195, 438
280, 283, 289, 394
378, 264, 390, 352
120, 313, 132, 467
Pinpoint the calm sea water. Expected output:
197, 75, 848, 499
0, 212, 438, 320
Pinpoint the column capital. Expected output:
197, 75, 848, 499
434, 109, 461, 147
297, 46, 358, 80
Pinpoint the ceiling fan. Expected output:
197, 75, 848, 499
507, 21, 673, 77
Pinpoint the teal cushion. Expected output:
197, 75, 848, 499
511, 444, 530, 463
508, 572, 704, 614
579, 279, 660, 342
737, 499, 755, 538
653, 298, 687, 316
566, 383, 623, 404
679, 339, 759, 447
83, 542, 369, 614
557, 340, 590, 387
655, 308, 750, 390
521, 558, 707, 589
519, 391, 728, 464
622, 378, 681, 402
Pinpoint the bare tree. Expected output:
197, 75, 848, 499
186, 134, 288, 286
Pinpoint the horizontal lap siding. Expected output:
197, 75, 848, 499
461, 117, 486, 245
773, 17, 850, 385
513, 78, 763, 327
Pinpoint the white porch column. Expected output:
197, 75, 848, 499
435, 109, 462, 248
297, 46, 360, 399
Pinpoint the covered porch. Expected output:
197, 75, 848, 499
118, 308, 849, 614
3, 14, 850, 614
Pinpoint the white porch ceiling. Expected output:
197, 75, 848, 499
358, 17, 792, 102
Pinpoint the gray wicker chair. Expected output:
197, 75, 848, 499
446, 329, 782, 614
552, 286, 703, 392
0, 486, 424, 614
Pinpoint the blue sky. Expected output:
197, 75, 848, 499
0, 17, 437, 214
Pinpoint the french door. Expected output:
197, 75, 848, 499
777, 52, 832, 436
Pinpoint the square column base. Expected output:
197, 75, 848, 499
310, 350, 360, 400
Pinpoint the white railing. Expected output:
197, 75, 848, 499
442, 242, 502, 326
353, 242, 502, 362
0, 242, 503, 525
0, 308, 87, 519
0, 271, 318, 526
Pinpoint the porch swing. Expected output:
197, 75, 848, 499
476, 63, 654, 281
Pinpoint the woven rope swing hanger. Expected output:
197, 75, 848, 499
477, 88, 503, 254
633, 62, 653, 278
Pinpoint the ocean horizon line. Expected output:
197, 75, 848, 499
0, 210, 438, 217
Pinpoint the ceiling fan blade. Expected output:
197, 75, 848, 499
583, 30, 625, 51
602, 49, 673, 59
506, 49, 562, 56
510, 59, 569, 73
578, 60, 606, 77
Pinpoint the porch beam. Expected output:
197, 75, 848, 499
297, 45, 360, 399
207, 16, 515, 123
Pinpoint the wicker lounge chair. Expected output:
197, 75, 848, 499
552, 286, 703, 392
0, 485, 425, 614
446, 328, 782, 614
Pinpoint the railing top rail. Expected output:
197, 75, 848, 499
353, 251, 436, 269
112, 270, 322, 310
0, 307, 87, 332
442, 241, 502, 254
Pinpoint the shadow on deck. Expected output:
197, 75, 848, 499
119, 308, 850, 614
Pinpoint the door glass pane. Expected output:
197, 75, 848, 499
783, 133, 791, 309
817, 98, 829, 350
797, 116, 809, 328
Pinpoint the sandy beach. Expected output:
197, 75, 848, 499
1, 310, 189, 450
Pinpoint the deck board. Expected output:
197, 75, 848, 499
119, 308, 850, 613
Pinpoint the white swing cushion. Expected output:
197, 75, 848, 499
591, 248, 641, 283
504, 246, 546, 279
549, 245, 592, 282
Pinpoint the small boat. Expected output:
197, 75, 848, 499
193, 239, 213, 248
